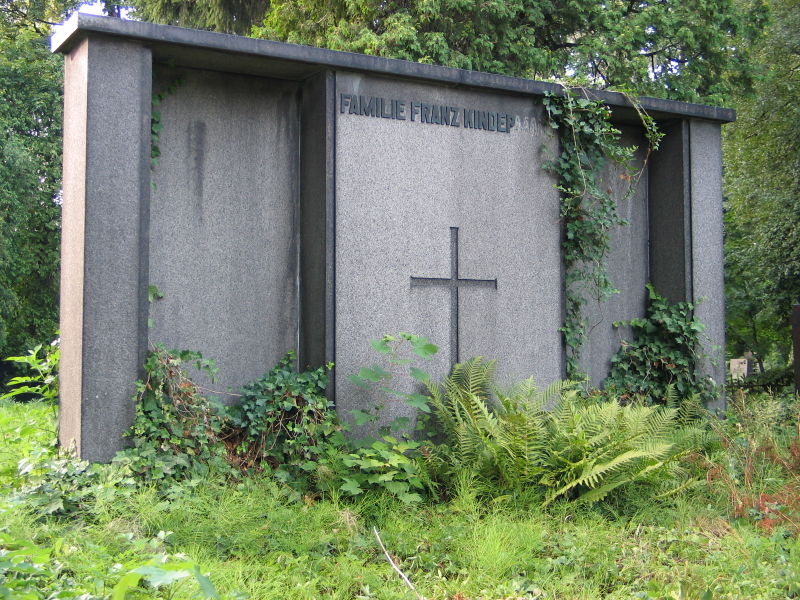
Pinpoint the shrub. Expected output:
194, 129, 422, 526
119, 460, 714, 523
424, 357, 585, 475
114, 345, 232, 484
704, 388, 800, 534
224, 351, 341, 485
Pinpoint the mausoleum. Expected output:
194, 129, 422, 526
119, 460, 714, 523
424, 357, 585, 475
52, 14, 731, 462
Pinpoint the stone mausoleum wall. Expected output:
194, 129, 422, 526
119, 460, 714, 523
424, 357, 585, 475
52, 14, 731, 461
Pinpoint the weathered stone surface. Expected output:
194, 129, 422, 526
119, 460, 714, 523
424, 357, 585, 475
59, 37, 152, 462
689, 119, 726, 408
648, 121, 692, 305
580, 126, 650, 386
148, 67, 300, 399
333, 72, 563, 430
53, 16, 732, 459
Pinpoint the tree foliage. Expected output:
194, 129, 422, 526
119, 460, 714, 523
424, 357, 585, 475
127, 0, 268, 34
0, 0, 81, 36
723, 0, 799, 367
0, 1, 74, 385
254, 0, 766, 104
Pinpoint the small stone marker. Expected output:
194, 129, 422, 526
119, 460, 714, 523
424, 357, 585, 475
729, 356, 753, 380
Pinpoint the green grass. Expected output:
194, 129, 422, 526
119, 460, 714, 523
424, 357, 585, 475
1, 401, 799, 600
0, 399, 56, 486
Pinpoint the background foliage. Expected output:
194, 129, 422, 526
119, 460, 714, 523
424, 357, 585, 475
255, 0, 765, 105
2, 0, 791, 389
723, 0, 800, 371
0, 12, 65, 387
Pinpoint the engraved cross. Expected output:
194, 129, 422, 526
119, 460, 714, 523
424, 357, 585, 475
411, 227, 497, 367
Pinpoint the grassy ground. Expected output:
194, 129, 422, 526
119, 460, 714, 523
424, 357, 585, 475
1, 400, 799, 600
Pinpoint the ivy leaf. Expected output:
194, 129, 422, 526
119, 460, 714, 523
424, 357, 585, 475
147, 284, 164, 303
413, 342, 438, 358
370, 338, 393, 354
356, 365, 392, 382
350, 409, 374, 426
404, 394, 431, 413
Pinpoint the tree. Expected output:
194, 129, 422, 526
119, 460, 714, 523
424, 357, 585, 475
0, 1, 76, 385
723, 0, 799, 367
253, 0, 766, 104
127, 0, 268, 34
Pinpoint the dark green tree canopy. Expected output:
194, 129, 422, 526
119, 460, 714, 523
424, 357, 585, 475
123, 0, 767, 104
253, 0, 766, 104
128, 0, 268, 35
0, 1, 76, 384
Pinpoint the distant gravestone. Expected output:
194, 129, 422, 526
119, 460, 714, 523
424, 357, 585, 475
729, 357, 753, 380
52, 14, 731, 461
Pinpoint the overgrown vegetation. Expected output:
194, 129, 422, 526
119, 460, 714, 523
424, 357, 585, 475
433, 360, 710, 506
723, 0, 800, 371
2, 328, 799, 597
2, 382, 800, 599
605, 285, 716, 404
0, 336, 59, 403
541, 91, 662, 378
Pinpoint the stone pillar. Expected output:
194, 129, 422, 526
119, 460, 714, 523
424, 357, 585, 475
59, 36, 153, 462
688, 120, 726, 408
648, 119, 726, 410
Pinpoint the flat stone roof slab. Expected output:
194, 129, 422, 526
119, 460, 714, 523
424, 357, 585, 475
52, 13, 735, 124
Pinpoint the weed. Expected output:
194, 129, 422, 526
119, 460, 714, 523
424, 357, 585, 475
704, 388, 800, 534
0, 336, 59, 403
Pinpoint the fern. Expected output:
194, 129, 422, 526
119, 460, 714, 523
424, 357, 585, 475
421, 357, 706, 505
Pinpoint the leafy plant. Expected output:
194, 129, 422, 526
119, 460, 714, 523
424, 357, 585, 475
605, 284, 716, 404
225, 351, 340, 484
150, 78, 183, 178
337, 435, 432, 504
348, 332, 438, 414
543, 90, 661, 378
14, 448, 134, 518
114, 345, 232, 484
113, 554, 222, 600
536, 391, 701, 506
704, 388, 800, 535
421, 357, 705, 504
0, 532, 58, 600
0, 336, 59, 402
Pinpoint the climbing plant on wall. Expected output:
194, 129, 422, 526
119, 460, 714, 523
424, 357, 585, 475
542, 88, 662, 378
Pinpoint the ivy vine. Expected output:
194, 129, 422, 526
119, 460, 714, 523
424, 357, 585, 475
150, 78, 183, 186
542, 88, 662, 378
605, 284, 715, 404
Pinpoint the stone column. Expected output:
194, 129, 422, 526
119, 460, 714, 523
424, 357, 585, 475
59, 36, 153, 462
648, 119, 726, 410
688, 120, 726, 408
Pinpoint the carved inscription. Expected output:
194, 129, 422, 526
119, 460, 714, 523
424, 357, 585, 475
339, 93, 529, 134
